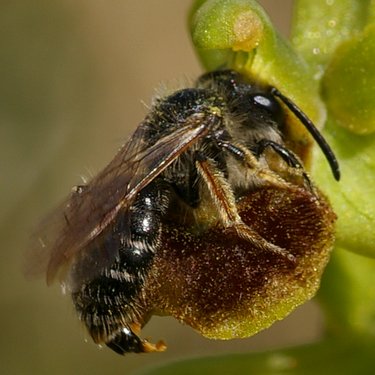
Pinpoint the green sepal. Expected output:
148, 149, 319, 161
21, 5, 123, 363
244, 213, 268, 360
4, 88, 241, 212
311, 115, 375, 258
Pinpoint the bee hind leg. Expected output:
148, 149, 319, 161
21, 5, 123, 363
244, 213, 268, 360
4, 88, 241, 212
106, 326, 166, 355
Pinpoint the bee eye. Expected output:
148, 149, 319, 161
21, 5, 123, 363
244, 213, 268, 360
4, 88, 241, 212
251, 93, 284, 124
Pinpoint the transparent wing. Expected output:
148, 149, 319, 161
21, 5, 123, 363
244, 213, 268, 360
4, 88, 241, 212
28, 114, 212, 286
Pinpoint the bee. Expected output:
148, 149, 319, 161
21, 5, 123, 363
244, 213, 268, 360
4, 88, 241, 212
29, 69, 340, 355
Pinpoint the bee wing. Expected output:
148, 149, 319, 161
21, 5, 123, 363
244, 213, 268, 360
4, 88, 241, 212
28, 114, 212, 286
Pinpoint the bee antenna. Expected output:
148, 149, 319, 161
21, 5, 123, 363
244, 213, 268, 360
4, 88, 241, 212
271, 87, 340, 181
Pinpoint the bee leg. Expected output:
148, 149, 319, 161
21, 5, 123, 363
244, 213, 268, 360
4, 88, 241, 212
254, 139, 314, 191
216, 138, 293, 189
106, 327, 144, 354
106, 327, 166, 355
169, 165, 201, 208
195, 154, 295, 263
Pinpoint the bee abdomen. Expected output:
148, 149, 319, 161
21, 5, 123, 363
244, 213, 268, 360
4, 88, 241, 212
72, 180, 171, 346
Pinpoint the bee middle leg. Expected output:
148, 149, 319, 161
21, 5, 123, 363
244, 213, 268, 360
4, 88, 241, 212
195, 153, 295, 263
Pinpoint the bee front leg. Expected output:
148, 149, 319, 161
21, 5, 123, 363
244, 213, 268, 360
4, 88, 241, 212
254, 139, 313, 191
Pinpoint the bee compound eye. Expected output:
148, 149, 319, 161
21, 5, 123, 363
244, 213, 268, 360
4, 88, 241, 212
251, 93, 284, 124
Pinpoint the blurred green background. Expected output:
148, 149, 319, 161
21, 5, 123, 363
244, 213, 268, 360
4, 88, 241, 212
0, 1, 326, 374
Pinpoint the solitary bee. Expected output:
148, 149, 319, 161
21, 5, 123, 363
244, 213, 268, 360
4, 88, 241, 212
30, 70, 339, 355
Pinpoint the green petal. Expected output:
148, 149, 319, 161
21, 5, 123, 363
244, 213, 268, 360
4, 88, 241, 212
322, 25, 375, 134
291, 0, 372, 78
